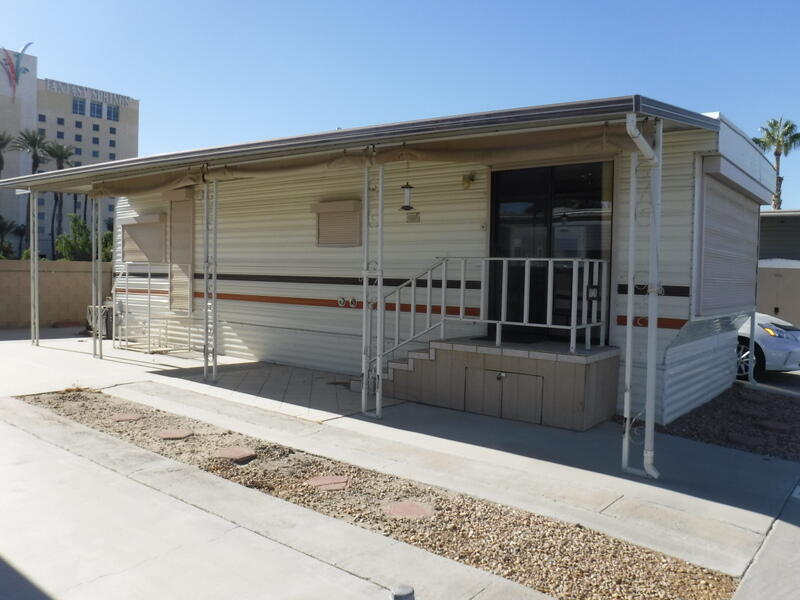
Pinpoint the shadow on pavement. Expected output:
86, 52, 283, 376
0, 556, 53, 599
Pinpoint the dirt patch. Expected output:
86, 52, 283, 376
21, 389, 737, 600
662, 384, 800, 461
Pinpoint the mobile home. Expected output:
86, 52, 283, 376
1, 95, 774, 475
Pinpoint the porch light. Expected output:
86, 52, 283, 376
400, 182, 415, 211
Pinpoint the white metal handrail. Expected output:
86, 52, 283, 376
111, 261, 193, 353
372, 256, 609, 367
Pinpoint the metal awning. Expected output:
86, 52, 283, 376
0, 95, 719, 194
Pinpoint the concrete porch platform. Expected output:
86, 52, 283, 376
2, 329, 800, 584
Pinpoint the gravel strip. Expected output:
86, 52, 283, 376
662, 384, 800, 461
21, 389, 737, 600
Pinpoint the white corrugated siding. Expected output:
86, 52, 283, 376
696, 176, 759, 315
116, 162, 488, 372
609, 129, 720, 422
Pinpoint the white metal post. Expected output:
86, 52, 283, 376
582, 260, 590, 350
570, 260, 579, 353
146, 262, 152, 354
375, 165, 385, 418
361, 166, 370, 414
643, 119, 663, 480
97, 198, 104, 359
91, 197, 97, 357
211, 179, 218, 382
203, 182, 209, 380
440, 259, 447, 339
30, 190, 40, 346
622, 151, 645, 476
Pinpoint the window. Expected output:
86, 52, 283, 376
92, 124, 99, 131
38, 114, 46, 122
106, 105, 119, 121
38, 212, 44, 220
109, 126, 116, 134
72, 97, 86, 115
37, 197, 45, 206
92, 137, 99, 145
76, 200, 82, 209
90, 101, 103, 118
75, 147, 82, 155
56, 131, 64, 139
91, 150, 99, 158
75, 134, 82, 142
108, 204, 115, 212
57, 117, 64, 125
38, 225, 45, 234
38, 128, 46, 136
109, 153, 116, 160
109, 139, 116, 147
74, 161, 82, 167
311, 200, 362, 247
75, 120, 82, 128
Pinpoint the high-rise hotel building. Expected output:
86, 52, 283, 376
0, 45, 139, 257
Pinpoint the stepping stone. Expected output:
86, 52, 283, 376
214, 446, 257, 464
307, 475, 350, 491
156, 429, 193, 440
110, 413, 142, 422
384, 501, 434, 519
757, 420, 796, 433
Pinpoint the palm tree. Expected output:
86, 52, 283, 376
0, 130, 13, 179
12, 129, 49, 251
753, 118, 800, 210
0, 215, 16, 256
44, 142, 74, 257
12, 223, 26, 256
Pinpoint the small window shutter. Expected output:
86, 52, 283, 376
122, 220, 165, 262
312, 200, 361, 247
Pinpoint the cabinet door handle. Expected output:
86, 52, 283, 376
496, 371, 506, 380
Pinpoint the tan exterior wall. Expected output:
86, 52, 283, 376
0, 261, 111, 329
757, 268, 800, 326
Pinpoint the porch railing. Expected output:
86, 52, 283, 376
372, 257, 609, 368
112, 261, 193, 353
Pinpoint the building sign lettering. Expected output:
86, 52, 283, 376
45, 78, 132, 107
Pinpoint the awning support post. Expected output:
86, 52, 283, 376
374, 164, 385, 419
29, 190, 39, 346
95, 197, 103, 358
622, 151, 646, 477
202, 182, 210, 380
211, 179, 218, 382
642, 118, 663, 480
361, 166, 371, 415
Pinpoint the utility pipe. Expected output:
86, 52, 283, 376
622, 152, 646, 477
643, 118, 663, 480
361, 166, 370, 415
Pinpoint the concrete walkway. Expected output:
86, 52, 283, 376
0, 397, 544, 600
3, 331, 800, 587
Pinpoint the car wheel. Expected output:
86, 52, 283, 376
737, 337, 764, 380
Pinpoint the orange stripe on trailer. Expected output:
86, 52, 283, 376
120, 288, 482, 316
616, 316, 687, 330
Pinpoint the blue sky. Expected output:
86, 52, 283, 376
4, 0, 800, 207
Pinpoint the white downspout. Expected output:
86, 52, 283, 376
624, 113, 661, 479
643, 118, 663, 480
622, 151, 646, 477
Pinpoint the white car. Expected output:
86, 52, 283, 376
737, 313, 800, 379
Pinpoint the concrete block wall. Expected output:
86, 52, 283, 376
0, 261, 111, 329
